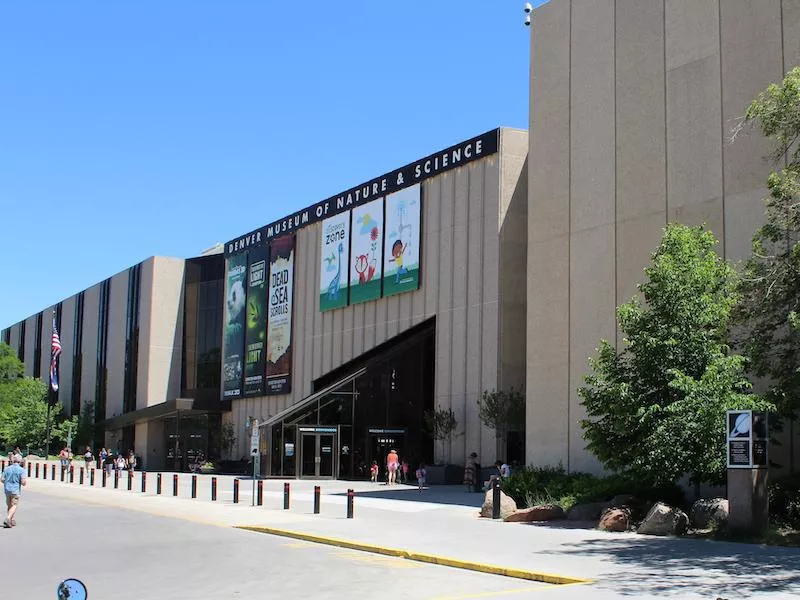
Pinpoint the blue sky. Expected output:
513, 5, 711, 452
0, 1, 544, 328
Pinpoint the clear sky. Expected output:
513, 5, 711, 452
0, 1, 545, 328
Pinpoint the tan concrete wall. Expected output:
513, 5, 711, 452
59, 295, 76, 415
231, 132, 528, 463
135, 420, 166, 471
105, 270, 129, 420
528, 0, 795, 472
81, 284, 101, 413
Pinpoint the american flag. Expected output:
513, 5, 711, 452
50, 313, 62, 392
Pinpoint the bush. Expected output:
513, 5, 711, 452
501, 465, 685, 511
769, 474, 800, 529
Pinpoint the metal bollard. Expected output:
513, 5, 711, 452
233, 479, 239, 504
141, 472, 147, 493
35, 463, 40, 478
257, 480, 263, 506
27, 462, 32, 477
79, 467, 84, 485
347, 489, 354, 519
61, 466, 65, 482
211, 477, 217, 501
69, 466, 74, 483
102, 469, 107, 487
1, 460, 4, 469
173, 474, 178, 496
114, 470, 119, 489
314, 485, 321, 514
492, 479, 501, 520
156, 473, 162, 495
128, 471, 133, 491
283, 482, 290, 510
90, 468, 95, 486
191, 475, 197, 499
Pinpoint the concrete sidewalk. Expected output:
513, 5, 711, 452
22, 464, 800, 599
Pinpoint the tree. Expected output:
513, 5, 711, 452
423, 406, 458, 464
477, 388, 525, 459
578, 224, 772, 486
0, 379, 57, 450
736, 67, 800, 419
0, 343, 23, 381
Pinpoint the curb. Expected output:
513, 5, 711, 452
237, 525, 592, 586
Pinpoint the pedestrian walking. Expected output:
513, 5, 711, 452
370, 461, 379, 483
386, 449, 399, 486
463, 452, 478, 492
115, 453, 127, 476
2, 454, 27, 527
415, 463, 427, 493
127, 450, 136, 474
83, 446, 94, 469
59, 446, 69, 470
400, 460, 409, 484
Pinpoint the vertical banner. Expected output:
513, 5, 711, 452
243, 246, 269, 397
266, 235, 295, 395
319, 212, 350, 311
222, 252, 248, 400
349, 198, 384, 305
383, 184, 421, 297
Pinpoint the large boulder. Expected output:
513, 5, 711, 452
598, 507, 631, 532
566, 501, 608, 521
480, 489, 518, 519
505, 504, 565, 522
637, 502, 689, 536
689, 498, 729, 529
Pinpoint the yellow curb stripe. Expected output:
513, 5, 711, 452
237, 526, 592, 586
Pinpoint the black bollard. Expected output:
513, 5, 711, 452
347, 489, 354, 519
35, 463, 40, 478
79, 467, 84, 485
233, 479, 239, 504
141, 472, 147, 493
191, 475, 197, 499
128, 471, 133, 491
283, 482, 290, 510
61, 466, 65, 482
27, 462, 32, 477
90, 468, 95, 486
102, 469, 107, 487
173, 474, 178, 497
52, 464, 56, 480
156, 473, 162, 495
211, 477, 217, 501
492, 479, 501, 520
257, 480, 263, 506
69, 466, 74, 483
314, 485, 321, 514
114, 470, 119, 489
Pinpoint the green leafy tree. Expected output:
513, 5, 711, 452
578, 224, 772, 486
0, 379, 57, 450
0, 343, 23, 381
477, 388, 525, 458
736, 67, 800, 419
423, 406, 459, 464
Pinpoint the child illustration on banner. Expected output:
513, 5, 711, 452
389, 198, 412, 284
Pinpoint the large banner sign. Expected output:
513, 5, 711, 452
383, 184, 421, 297
266, 235, 295, 395
349, 198, 384, 305
222, 253, 248, 399
243, 246, 268, 397
320, 212, 350, 312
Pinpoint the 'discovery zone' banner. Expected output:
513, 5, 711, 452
266, 235, 295, 395
319, 212, 350, 311
243, 246, 268, 397
383, 184, 421, 297
348, 198, 383, 305
222, 252, 248, 399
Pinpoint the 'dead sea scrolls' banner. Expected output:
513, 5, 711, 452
222, 252, 248, 400
266, 235, 295, 395
243, 246, 268, 397
383, 184, 421, 297
349, 198, 383, 305
319, 212, 350, 311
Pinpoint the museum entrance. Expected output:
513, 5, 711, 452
263, 318, 435, 479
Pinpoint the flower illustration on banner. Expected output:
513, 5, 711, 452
370, 226, 379, 241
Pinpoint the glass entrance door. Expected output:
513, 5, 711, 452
298, 426, 338, 478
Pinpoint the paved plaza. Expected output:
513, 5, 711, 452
3, 462, 800, 599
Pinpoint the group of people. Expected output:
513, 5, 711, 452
369, 450, 428, 493
59, 446, 137, 476
463, 452, 511, 493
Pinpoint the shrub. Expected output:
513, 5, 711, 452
769, 474, 800, 529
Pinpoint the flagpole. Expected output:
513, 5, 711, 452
45, 309, 59, 458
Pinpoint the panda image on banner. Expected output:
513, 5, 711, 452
224, 278, 246, 387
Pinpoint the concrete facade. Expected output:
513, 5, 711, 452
527, 0, 800, 473
227, 128, 529, 464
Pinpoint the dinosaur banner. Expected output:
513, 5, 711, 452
266, 235, 295, 395
348, 198, 384, 305
222, 252, 248, 399
383, 184, 421, 297
319, 212, 350, 312
243, 246, 268, 397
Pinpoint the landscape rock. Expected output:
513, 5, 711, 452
689, 498, 729, 529
598, 507, 631, 532
480, 489, 517, 519
637, 502, 689, 536
505, 504, 565, 522
566, 501, 608, 521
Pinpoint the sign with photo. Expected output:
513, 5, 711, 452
243, 247, 268, 397
383, 184, 421, 297
726, 410, 769, 469
319, 212, 350, 311
222, 253, 248, 399
266, 235, 295, 395
349, 198, 384, 305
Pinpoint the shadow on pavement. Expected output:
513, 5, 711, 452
331, 485, 486, 508
550, 535, 800, 597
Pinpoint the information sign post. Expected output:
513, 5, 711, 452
726, 410, 769, 534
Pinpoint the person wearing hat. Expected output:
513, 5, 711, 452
463, 452, 478, 492
2, 454, 27, 527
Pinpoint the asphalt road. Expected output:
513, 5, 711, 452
3, 491, 548, 600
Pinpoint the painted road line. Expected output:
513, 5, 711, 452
237, 525, 592, 586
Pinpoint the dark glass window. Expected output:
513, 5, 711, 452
2, 329, 9, 345
33, 312, 42, 378
17, 321, 25, 362
71, 292, 84, 417
123, 264, 141, 414
95, 279, 111, 425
